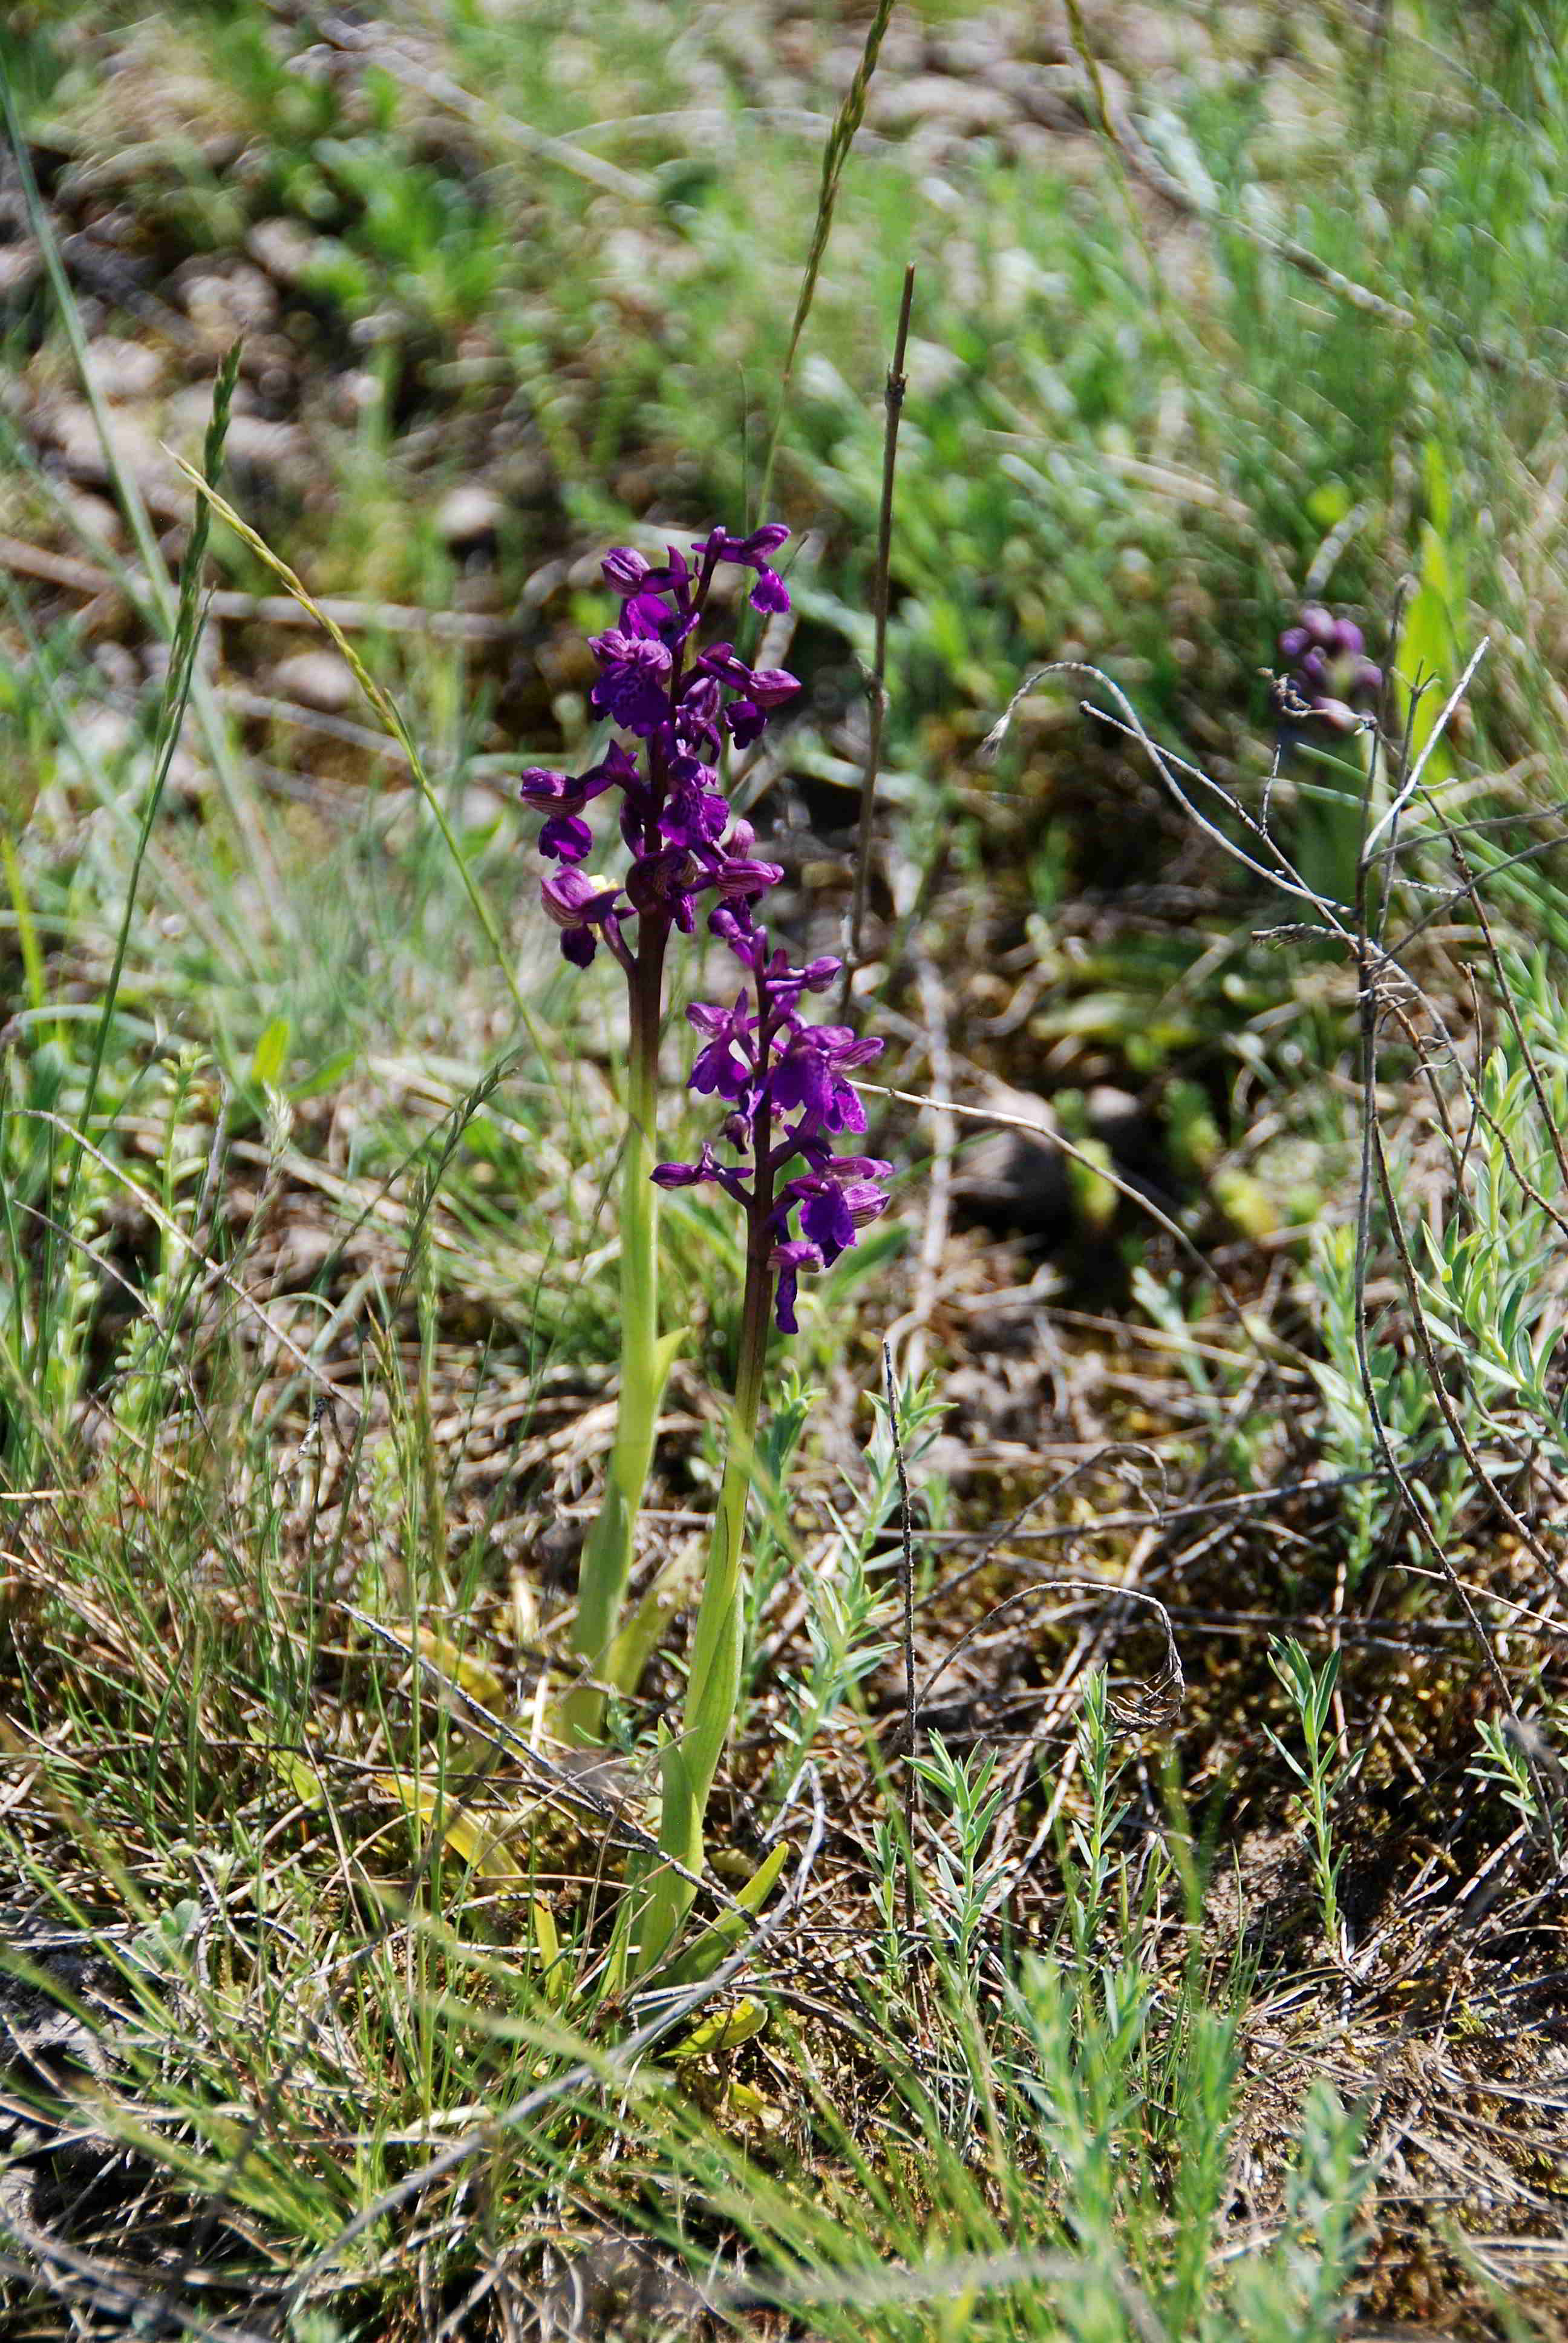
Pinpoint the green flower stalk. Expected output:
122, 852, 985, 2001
519, 529, 801, 1738
634, 926, 890, 1968
560, 927, 671, 1745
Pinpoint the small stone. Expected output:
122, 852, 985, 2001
436, 484, 506, 549
271, 650, 356, 713
83, 335, 165, 401
871, 73, 1021, 134
950, 1083, 1070, 1231
181, 263, 278, 338
222, 413, 304, 477
0, 243, 41, 301
246, 217, 319, 287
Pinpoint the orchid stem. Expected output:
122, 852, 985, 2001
635, 1130, 775, 1970
564, 929, 670, 1744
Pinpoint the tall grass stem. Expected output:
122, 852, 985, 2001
843, 263, 915, 1009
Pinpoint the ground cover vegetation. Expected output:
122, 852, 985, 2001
1, 0, 1567, 2334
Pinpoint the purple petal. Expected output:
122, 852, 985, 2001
840, 1178, 890, 1228
519, 765, 573, 806
725, 698, 766, 749
746, 666, 800, 707
749, 566, 791, 615
771, 1047, 832, 1118
652, 1150, 714, 1189
541, 869, 620, 927
799, 1184, 855, 1258
823, 1078, 868, 1135
539, 813, 593, 862
710, 856, 784, 900
691, 1040, 750, 1099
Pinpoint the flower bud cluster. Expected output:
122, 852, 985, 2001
1278, 605, 1382, 736
520, 527, 802, 968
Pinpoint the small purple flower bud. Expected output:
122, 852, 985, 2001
626, 847, 698, 914
708, 903, 765, 962
746, 666, 802, 707
803, 957, 840, 991
1299, 604, 1338, 650
741, 525, 791, 560
602, 546, 651, 592
1278, 627, 1310, 663
1313, 697, 1362, 735
1331, 617, 1365, 657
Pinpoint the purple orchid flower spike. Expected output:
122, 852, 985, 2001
637, 899, 891, 1971
518, 529, 800, 972
517, 523, 805, 1751
653, 923, 891, 1337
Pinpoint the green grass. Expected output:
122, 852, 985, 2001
2, 1, 1568, 2335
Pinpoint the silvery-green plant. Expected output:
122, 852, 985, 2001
1266, 1638, 1361, 1955
1308, 1221, 1440, 1582
768, 1371, 945, 1809
910, 1732, 1010, 1984
771, 1539, 896, 1816
1227, 2081, 1373, 2338
1060, 1665, 1134, 1959
1415, 1044, 1568, 1478
1469, 1712, 1560, 1838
